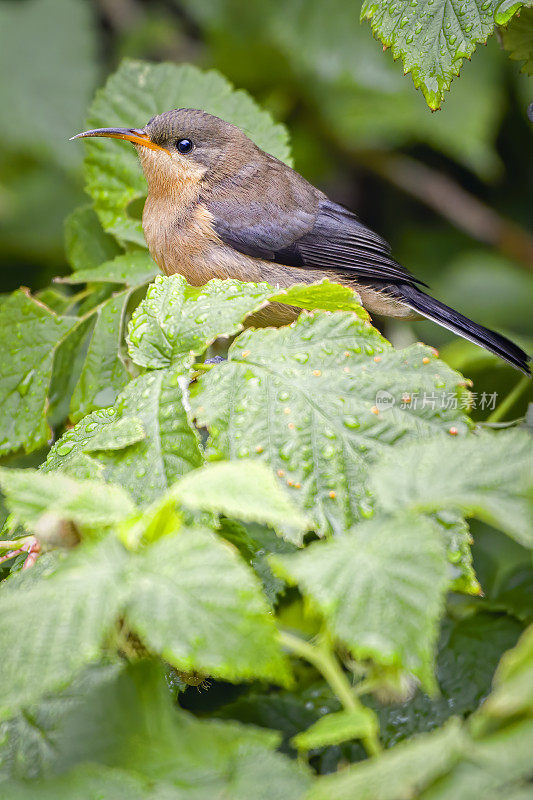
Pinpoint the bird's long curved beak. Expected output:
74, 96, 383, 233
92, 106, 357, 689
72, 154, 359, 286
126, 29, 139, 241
69, 127, 166, 152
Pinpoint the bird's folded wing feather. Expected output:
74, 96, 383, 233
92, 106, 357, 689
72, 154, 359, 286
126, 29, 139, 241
203, 159, 423, 286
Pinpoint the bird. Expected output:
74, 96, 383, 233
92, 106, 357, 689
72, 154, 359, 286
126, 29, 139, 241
71, 109, 530, 374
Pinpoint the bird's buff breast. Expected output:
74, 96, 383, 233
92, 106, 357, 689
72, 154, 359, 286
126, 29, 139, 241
142, 195, 330, 325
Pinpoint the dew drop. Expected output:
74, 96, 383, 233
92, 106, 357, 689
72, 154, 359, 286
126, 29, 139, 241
56, 442, 74, 456
344, 416, 360, 429
16, 369, 35, 397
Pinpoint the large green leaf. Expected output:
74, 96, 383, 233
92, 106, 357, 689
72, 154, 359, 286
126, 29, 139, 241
0, 0, 98, 169
46, 371, 203, 504
307, 717, 466, 800
374, 613, 523, 746
273, 514, 448, 690
59, 250, 159, 288
0, 291, 76, 457
361, 0, 506, 109
127, 275, 273, 371
0, 538, 127, 721
171, 460, 312, 544
471, 622, 533, 734
64, 205, 121, 273
501, 7, 533, 75
0, 661, 310, 798
69, 289, 133, 421
0, 520, 291, 718
0, 468, 135, 531
125, 527, 291, 684
0, 765, 176, 800
368, 430, 533, 547
192, 309, 470, 535
420, 718, 533, 799
84, 59, 291, 246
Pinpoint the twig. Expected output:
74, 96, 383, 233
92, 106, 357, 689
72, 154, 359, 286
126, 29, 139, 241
359, 151, 533, 271
278, 630, 382, 756
486, 374, 531, 423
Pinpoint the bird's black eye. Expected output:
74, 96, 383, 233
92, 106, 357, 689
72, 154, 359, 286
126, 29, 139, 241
176, 138, 193, 154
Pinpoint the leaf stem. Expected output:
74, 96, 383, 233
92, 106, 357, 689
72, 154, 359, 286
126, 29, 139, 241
486, 375, 531, 424
0, 537, 33, 551
278, 630, 382, 755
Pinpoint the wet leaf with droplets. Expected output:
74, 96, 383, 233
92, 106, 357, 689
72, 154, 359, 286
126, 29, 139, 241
368, 429, 533, 547
500, 6, 533, 75
46, 371, 203, 505
127, 275, 273, 371
272, 513, 449, 692
191, 310, 470, 536
0, 290, 76, 457
0, 468, 135, 532
69, 289, 133, 422
170, 460, 312, 544
361, 0, 514, 108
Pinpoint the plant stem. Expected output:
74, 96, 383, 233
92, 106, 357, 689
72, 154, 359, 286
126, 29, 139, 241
278, 630, 382, 755
0, 537, 32, 551
486, 375, 531, 424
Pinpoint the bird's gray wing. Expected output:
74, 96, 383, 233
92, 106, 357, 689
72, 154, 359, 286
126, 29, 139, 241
288, 199, 425, 286
204, 160, 423, 286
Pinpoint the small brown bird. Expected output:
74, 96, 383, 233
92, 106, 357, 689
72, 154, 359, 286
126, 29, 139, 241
72, 110, 530, 373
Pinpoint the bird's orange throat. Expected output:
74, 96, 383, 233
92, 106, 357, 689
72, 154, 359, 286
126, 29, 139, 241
135, 144, 207, 205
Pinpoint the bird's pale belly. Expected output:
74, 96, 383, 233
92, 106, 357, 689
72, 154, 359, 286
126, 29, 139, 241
142, 200, 416, 325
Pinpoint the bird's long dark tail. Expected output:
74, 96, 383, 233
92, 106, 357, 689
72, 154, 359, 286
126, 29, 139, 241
393, 283, 531, 375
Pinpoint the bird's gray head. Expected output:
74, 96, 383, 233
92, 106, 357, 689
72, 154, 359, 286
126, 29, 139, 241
71, 109, 258, 190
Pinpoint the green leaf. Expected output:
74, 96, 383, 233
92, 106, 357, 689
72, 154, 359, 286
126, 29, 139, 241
369, 430, 533, 547
83, 417, 146, 452
46, 371, 203, 504
0, 290, 76, 457
47, 315, 95, 427
59, 250, 159, 288
0, 523, 291, 718
501, 7, 533, 75
192, 310, 470, 536
472, 522, 533, 621
0, 765, 179, 800
0, 661, 310, 798
273, 514, 448, 691
64, 205, 121, 273
0, 538, 127, 721
307, 717, 466, 800
0, 0, 98, 169
127, 275, 273, 371
291, 707, 378, 751
471, 623, 533, 733
125, 527, 291, 684
69, 289, 133, 422
374, 613, 523, 746
84, 59, 291, 246
438, 513, 480, 595
270, 280, 369, 316
0, 468, 135, 531
421, 718, 533, 799
361, 0, 503, 110
170, 460, 312, 544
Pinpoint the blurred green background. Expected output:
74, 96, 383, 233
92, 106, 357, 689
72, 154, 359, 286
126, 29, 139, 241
1, 0, 532, 416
